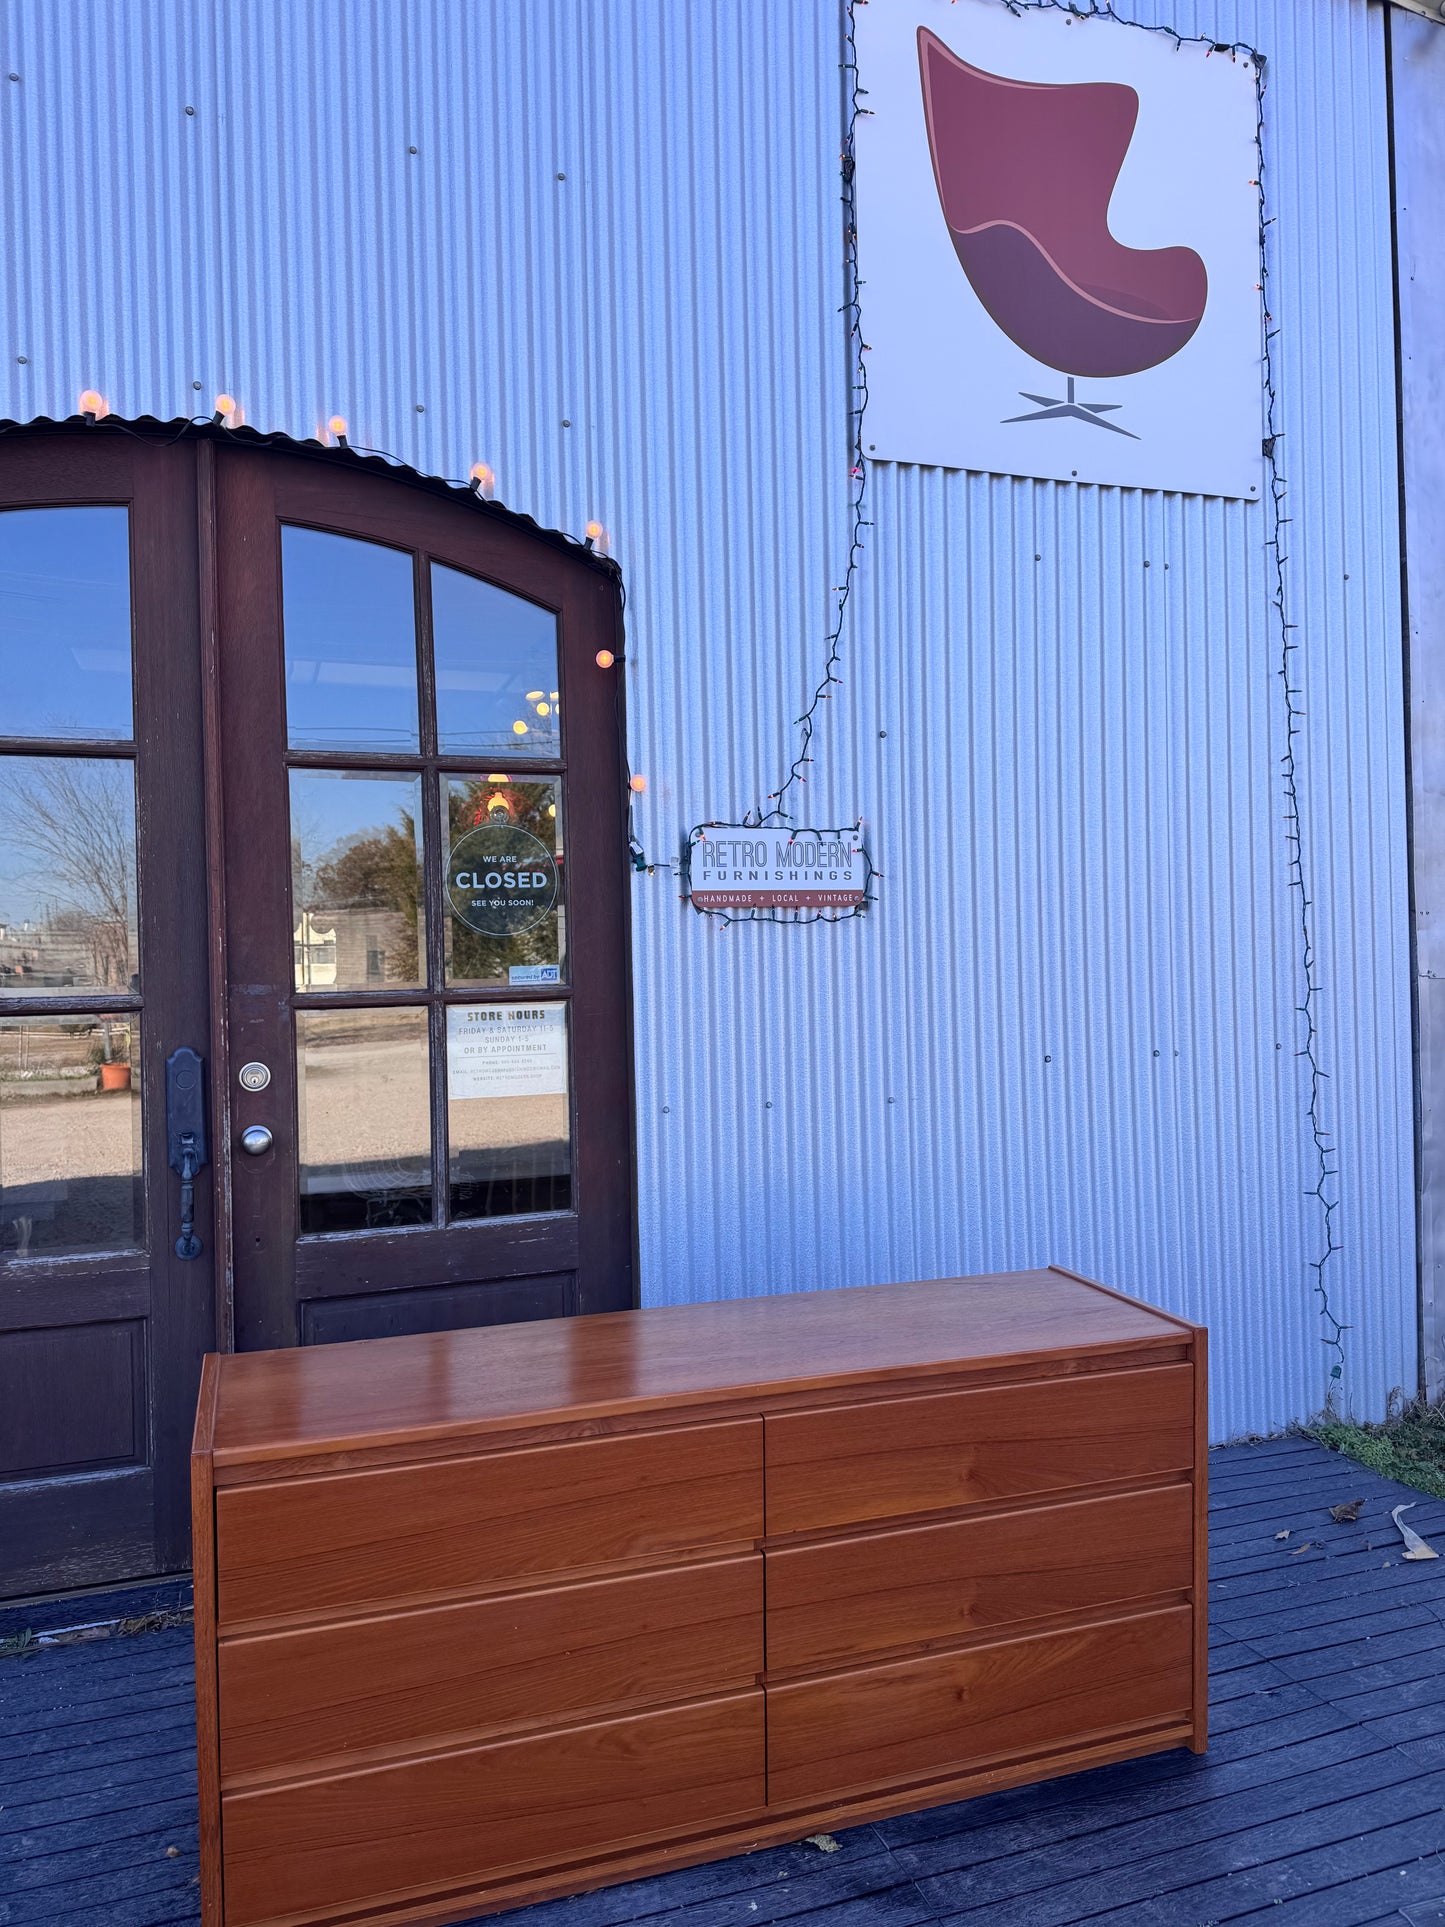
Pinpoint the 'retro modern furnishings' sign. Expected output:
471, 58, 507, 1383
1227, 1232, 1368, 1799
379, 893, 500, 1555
855, 0, 1263, 497
687, 828, 869, 912
446, 1003, 567, 1100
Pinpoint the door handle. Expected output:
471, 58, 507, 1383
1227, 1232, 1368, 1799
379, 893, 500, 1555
165, 1047, 209, 1261
239, 1125, 273, 1157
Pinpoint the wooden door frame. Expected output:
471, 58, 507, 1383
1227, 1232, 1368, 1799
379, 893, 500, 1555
0, 428, 214, 1588
207, 439, 638, 1352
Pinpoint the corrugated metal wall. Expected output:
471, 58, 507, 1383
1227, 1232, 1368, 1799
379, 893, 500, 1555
1394, 8, 1445, 1401
0, 0, 1414, 1436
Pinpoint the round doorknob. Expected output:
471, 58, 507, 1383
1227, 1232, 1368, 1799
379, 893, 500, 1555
239, 1125, 273, 1157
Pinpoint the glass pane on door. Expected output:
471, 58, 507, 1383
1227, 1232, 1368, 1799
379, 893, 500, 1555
0, 506, 133, 741
282, 528, 420, 751
443, 775, 565, 987
0, 1014, 142, 1257
289, 770, 425, 990
432, 563, 560, 756
0, 756, 138, 994
447, 1001, 571, 1218
296, 1007, 431, 1233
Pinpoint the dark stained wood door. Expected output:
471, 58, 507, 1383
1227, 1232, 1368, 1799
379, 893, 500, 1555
213, 448, 634, 1350
0, 428, 634, 1600
0, 434, 214, 1596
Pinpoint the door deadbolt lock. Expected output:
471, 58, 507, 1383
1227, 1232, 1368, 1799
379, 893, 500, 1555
239, 1124, 274, 1157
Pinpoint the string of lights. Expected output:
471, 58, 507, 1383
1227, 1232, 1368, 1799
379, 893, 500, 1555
987, 0, 1346, 1390
680, 820, 877, 928
741, 0, 874, 838
64, 0, 1347, 1386
681, 0, 878, 928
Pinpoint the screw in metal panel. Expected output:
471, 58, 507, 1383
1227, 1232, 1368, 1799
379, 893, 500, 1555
408, 145, 417, 154
561, 419, 571, 428
184, 105, 195, 115
15, 356, 26, 365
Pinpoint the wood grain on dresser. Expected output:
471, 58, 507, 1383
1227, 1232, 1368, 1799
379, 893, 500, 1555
765, 1482, 1193, 1672
764, 1365, 1195, 1533
766, 1604, 1195, 1805
221, 1690, 767, 1927
194, 1268, 1207, 1927
218, 1554, 764, 1781
215, 1419, 762, 1626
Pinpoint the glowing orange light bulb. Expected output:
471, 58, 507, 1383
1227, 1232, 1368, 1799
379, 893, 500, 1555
512, 720, 529, 737
629, 774, 647, 794
327, 415, 348, 441
78, 389, 106, 418
595, 649, 615, 669
469, 462, 495, 498
214, 393, 236, 419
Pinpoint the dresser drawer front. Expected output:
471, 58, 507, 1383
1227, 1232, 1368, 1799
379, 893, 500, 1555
222, 1690, 765, 1927
218, 1554, 763, 1780
766, 1482, 1193, 1673
765, 1366, 1193, 1534
768, 1604, 1192, 1806
215, 1419, 762, 1626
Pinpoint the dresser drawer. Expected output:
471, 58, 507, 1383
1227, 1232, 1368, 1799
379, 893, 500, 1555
219, 1553, 763, 1781
765, 1366, 1193, 1535
766, 1482, 1192, 1673
767, 1604, 1192, 1806
221, 1690, 766, 1927
216, 1419, 762, 1627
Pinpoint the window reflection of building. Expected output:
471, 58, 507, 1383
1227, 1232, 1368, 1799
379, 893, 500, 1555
293, 907, 416, 991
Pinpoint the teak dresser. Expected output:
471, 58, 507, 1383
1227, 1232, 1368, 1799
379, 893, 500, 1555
192, 1267, 1207, 1927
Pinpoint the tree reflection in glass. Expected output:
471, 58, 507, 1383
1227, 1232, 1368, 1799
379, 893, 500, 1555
443, 775, 565, 988
289, 771, 425, 992
0, 758, 138, 996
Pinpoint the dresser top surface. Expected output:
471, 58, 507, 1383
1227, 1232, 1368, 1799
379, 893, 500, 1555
202, 1268, 1195, 1467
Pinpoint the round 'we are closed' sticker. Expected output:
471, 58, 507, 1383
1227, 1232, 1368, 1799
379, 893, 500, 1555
446, 826, 559, 937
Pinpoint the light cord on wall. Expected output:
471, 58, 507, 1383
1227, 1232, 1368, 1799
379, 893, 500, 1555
745, 0, 873, 837
986, 0, 1347, 1392
678, 0, 880, 928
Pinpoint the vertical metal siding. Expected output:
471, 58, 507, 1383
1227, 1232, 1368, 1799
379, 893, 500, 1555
0, 0, 1413, 1437
1394, 9, 1445, 1399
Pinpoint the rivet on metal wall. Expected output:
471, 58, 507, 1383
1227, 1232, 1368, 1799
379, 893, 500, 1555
15, 356, 26, 366
184, 105, 195, 115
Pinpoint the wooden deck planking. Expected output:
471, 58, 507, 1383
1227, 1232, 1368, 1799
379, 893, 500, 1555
3, 1440, 1445, 1927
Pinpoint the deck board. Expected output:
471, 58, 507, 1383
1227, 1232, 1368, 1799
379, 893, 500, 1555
3, 1437, 1444, 1927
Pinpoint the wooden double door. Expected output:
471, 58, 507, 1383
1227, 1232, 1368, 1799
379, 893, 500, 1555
0, 429, 634, 1598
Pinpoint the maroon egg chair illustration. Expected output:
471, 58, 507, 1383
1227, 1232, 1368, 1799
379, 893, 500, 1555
917, 27, 1208, 433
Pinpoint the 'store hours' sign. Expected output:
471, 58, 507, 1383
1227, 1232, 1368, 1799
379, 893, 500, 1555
688, 829, 868, 912
447, 1004, 567, 1100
